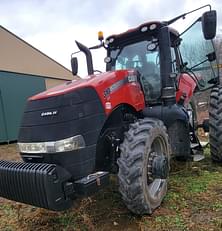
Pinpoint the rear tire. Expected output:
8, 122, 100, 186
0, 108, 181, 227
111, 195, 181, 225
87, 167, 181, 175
209, 87, 222, 162
117, 118, 170, 214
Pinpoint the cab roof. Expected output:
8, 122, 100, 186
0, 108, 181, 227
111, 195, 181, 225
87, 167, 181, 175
106, 21, 179, 48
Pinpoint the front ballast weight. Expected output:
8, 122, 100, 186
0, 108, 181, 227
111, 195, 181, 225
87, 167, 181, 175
0, 160, 73, 211
0, 160, 109, 211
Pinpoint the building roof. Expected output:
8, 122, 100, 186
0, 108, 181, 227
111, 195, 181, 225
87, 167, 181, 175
0, 25, 75, 80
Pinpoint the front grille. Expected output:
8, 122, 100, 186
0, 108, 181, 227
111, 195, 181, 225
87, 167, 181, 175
18, 87, 105, 144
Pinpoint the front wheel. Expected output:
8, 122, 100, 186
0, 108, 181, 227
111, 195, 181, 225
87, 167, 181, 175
117, 118, 170, 214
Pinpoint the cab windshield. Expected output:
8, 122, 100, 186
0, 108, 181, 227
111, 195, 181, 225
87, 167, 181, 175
109, 40, 161, 102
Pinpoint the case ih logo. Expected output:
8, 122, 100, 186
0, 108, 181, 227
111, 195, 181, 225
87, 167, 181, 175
104, 75, 137, 98
40, 110, 58, 117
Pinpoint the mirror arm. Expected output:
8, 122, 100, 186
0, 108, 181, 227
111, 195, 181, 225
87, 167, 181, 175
190, 51, 216, 70
190, 58, 208, 70
165, 4, 211, 26
89, 42, 104, 50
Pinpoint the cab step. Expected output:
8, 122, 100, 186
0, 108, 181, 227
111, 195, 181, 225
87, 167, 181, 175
74, 171, 109, 196
191, 143, 200, 149
192, 149, 205, 162
193, 154, 205, 162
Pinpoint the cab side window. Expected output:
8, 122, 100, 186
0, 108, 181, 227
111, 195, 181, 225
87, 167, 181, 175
171, 47, 177, 73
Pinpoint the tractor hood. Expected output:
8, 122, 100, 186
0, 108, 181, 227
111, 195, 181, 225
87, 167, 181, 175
19, 69, 144, 146
30, 70, 134, 101
28, 69, 145, 115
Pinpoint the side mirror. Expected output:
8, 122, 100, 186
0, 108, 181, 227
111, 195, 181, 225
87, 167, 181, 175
202, 10, 217, 40
71, 57, 78, 75
206, 51, 216, 62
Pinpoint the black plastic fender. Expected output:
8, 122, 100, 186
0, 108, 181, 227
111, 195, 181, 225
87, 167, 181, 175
142, 104, 189, 128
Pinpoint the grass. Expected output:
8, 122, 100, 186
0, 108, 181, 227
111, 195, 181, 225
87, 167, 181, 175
154, 214, 186, 230
1, 144, 222, 230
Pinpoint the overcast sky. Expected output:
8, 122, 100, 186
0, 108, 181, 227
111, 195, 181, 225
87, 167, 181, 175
1, 0, 221, 76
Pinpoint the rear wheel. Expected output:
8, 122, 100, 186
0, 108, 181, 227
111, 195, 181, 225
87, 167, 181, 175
209, 87, 222, 162
117, 118, 170, 214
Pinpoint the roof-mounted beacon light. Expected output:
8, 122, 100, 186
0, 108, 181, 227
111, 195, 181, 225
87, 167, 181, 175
98, 31, 104, 42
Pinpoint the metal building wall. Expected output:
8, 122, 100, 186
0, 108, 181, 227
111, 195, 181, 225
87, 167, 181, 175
0, 71, 46, 143
0, 26, 74, 81
0, 26, 76, 143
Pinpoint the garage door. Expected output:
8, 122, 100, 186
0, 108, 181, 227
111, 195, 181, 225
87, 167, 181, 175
0, 71, 46, 142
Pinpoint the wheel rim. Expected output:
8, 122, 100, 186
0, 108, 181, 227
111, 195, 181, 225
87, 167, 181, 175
147, 136, 168, 201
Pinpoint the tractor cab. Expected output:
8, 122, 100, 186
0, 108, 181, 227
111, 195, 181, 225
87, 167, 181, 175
104, 11, 218, 106
105, 22, 179, 104
71, 6, 218, 108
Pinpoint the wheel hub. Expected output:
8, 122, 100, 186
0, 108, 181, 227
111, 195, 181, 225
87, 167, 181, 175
151, 154, 168, 179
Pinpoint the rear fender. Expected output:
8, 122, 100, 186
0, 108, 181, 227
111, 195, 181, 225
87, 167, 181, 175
142, 104, 189, 128
176, 73, 197, 105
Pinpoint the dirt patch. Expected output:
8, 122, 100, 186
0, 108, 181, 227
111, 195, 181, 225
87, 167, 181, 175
0, 143, 21, 161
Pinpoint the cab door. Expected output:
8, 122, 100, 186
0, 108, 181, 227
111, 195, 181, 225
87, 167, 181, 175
179, 19, 219, 90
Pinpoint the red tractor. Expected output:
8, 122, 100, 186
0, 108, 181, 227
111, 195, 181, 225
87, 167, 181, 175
0, 5, 220, 214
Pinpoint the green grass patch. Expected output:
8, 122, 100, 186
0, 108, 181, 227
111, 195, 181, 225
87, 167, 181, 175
141, 214, 187, 230
49, 212, 90, 231
213, 217, 222, 229
212, 201, 222, 211
155, 214, 182, 225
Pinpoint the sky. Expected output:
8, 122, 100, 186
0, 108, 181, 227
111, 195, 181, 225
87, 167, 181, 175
1, 0, 222, 76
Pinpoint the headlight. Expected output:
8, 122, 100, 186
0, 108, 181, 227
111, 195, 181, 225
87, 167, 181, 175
18, 142, 47, 153
18, 135, 85, 153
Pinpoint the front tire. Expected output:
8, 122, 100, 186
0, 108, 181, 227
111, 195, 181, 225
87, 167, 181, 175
117, 118, 170, 214
209, 87, 222, 162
